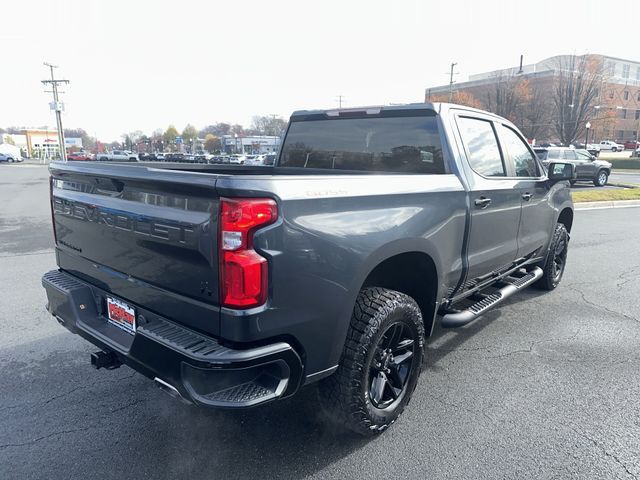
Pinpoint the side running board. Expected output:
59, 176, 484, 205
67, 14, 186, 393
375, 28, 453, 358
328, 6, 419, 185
440, 267, 543, 328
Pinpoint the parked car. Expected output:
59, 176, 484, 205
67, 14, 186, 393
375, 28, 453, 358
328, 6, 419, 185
572, 143, 600, 157
623, 140, 640, 150
0, 152, 22, 162
263, 153, 277, 165
535, 147, 611, 186
164, 153, 185, 162
137, 152, 158, 162
67, 152, 94, 161
632, 147, 640, 158
96, 150, 138, 162
598, 140, 624, 152
43, 103, 575, 436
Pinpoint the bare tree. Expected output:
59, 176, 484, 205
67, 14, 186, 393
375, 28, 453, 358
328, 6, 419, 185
484, 73, 529, 122
519, 82, 552, 141
430, 91, 483, 109
551, 55, 604, 145
251, 115, 288, 136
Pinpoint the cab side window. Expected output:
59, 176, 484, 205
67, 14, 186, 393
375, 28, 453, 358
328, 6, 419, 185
457, 117, 506, 177
562, 150, 578, 160
497, 125, 539, 177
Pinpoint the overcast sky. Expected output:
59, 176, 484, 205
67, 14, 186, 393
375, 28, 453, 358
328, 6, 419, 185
2, 0, 638, 141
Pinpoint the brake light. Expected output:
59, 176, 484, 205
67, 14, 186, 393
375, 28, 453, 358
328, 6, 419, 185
219, 198, 277, 308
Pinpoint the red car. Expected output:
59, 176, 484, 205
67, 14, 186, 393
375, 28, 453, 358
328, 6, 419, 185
623, 140, 640, 150
67, 152, 94, 161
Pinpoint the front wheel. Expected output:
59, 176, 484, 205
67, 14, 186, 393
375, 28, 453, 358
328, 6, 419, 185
612, 147, 618, 152
318, 287, 424, 436
594, 170, 608, 187
535, 223, 569, 291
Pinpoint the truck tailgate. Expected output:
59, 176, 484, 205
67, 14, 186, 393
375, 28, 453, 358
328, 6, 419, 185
50, 162, 222, 335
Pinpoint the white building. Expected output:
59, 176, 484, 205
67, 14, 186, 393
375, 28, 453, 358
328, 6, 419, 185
222, 135, 280, 154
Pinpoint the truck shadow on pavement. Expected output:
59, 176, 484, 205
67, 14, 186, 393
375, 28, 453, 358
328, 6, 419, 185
425, 287, 549, 367
0, 288, 548, 480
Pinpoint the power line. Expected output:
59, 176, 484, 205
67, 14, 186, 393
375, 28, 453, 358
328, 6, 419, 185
41, 63, 69, 161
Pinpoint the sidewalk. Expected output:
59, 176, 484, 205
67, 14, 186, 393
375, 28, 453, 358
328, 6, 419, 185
575, 199, 640, 210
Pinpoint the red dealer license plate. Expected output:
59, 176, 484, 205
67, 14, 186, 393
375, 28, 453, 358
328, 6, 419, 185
106, 296, 136, 335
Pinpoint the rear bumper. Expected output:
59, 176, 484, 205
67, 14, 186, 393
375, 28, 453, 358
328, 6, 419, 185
42, 269, 303, 408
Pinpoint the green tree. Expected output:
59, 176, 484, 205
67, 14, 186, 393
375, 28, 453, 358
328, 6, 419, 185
182, 124, 198, 153
3, 134, 15, 145
204, 134, 220, 153
163, 125, 179, 151
182, 124, 198, 143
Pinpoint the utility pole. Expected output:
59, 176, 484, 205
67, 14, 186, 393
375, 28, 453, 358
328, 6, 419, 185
448, 62, 458, 103
336, 95, 345, 109
42, 63, 69, 161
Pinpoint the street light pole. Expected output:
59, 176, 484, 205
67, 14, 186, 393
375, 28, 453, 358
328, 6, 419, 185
585, 121, 591, 146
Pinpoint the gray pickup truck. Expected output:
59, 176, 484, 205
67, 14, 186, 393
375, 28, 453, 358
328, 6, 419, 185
42, 103, 575, 435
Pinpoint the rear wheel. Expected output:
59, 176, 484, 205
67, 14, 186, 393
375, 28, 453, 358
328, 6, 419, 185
535, 223, 569, 291
594, 170, 608, 187
318, 287, 424, 436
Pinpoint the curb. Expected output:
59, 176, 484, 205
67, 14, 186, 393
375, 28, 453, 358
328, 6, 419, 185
575, 199, 640, 210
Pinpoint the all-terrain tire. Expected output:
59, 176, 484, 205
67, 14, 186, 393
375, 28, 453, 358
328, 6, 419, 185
593, 170, 608, 187
318, 287, 425, 436
535, 223, 569, 291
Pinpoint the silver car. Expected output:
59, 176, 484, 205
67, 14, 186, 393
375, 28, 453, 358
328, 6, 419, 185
0, 152, 22, 163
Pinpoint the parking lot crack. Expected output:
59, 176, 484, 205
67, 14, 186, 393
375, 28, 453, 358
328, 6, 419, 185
487, 330, 581, 359
567, 425, 638, 480
568, 285, 639, 325
0, 425, 100, 451
0, 372, 137, 414
616, 266, 640, 291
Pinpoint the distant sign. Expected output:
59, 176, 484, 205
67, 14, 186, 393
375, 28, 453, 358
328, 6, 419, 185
49, 101, 64, 112
175, 136, 183, 144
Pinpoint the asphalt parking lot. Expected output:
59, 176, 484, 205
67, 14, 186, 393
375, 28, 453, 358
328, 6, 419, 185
1, 163, 639, 479
610, 170, 640, 186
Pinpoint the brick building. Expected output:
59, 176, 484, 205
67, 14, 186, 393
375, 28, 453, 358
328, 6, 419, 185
426, 54, 640, 144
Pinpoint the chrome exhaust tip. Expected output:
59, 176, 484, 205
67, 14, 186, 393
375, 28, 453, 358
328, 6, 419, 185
154, 377, 192, 405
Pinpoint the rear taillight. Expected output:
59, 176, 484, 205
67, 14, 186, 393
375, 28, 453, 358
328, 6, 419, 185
219, 198, 277, 308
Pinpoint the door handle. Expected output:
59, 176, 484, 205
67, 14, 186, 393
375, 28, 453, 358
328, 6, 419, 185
522, 192, 532, 201
474, 197, 491, 208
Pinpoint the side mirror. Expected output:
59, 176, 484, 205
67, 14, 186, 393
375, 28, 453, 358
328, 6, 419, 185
548, 162, 576, 183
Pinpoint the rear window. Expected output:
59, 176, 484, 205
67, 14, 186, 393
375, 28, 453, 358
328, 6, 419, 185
278, 115, 445, 174
534, 149, 548, 160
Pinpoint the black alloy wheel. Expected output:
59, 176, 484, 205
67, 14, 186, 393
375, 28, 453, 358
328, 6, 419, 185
368, 322, 417, 410
551, 231, 568, 284
535, 223, 569, 290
